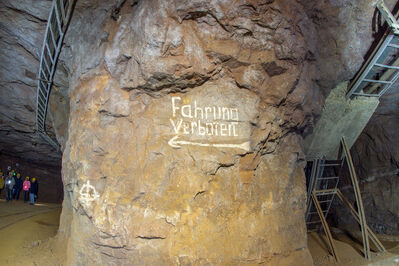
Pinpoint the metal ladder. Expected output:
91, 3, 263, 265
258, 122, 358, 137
36, 0, 75, 151
305, 137, 386, 261
305, 159, 343, 232
347, 0, 399, 98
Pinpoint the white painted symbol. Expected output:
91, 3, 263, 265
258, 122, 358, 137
168, 136, 250, 151
79, 180, 99, 205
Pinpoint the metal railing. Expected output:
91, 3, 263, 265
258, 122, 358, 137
36, 0, 75, 151
347, 0, 399, 98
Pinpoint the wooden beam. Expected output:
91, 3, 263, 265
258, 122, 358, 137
312, 192, 339, 262
341, 137, 371, 259
335, 189, 386, 252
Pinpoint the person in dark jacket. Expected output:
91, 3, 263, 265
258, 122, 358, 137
5, 172, 15, 202
6, 166, 11, 176
30, 177, 38, 205
0, 171, 4, 198
13, 173, 23, 200
11, 172, 17, 199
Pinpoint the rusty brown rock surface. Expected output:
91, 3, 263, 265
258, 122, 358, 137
57, 0, 319, 264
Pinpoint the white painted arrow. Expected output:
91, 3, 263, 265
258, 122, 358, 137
168, 136, 251, 152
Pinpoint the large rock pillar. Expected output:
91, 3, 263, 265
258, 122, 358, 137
60, 0, 317, 264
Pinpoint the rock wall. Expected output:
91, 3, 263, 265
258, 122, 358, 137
57, 0, 322, 264
0, 154, 63, 203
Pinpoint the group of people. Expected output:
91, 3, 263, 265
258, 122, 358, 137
0, 166, 39, 205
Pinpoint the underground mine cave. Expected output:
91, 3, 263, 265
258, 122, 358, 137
0, 0, 399, 265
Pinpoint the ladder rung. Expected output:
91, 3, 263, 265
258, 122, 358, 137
37, 110, 44, 120
307, 220, 321, 224
38, 95, 47, 105
39, 78, 49, 84
319, 163, 341, 166
387, 43, 399, 49
314, 190, 337, 196
48, 25, 57, 49
54, 2, 64, 37
38, 90, 46, 99
309, 210, 328, 215
37, 97, 46, 107
59, 0, 66, 20
37, 105, 46, 115
37, 108, 45, 116
38, 86, 47, 98
307, 228, 321, 232
37, 100, 46, 110
38, 90, 47, 100
40, 69, 49, 80
37, 102, 47, 112
38, 97, 47, 108
37, 113, 45, 123
45, 42, 55, 64
374, 63, 399, 69
38, 121, 45, 128
37, 110, 45, 119
42, 54, 52, 75
325, 160, 342, 164
318, 176, 339, 180
363, 78, 392, 84
37, 75, 48, 83
39, 85, 47, 95
352, 92, 380, 97
318, 200, 333, 203
44, 81, 52, 93
37, 117, 45, 125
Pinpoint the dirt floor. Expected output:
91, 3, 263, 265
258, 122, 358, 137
0, 198, 66, 266
1, 196, 398, 265
308, 228, 399, 266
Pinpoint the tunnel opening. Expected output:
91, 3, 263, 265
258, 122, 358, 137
0, 152, 63, 265
0, 153, 63, 203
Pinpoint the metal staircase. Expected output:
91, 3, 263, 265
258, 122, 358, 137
36, 0, 75, 150
305, 159, 343, 232
347, 0, 399, 98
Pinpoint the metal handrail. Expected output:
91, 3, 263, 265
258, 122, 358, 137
36, 0, 75, 151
